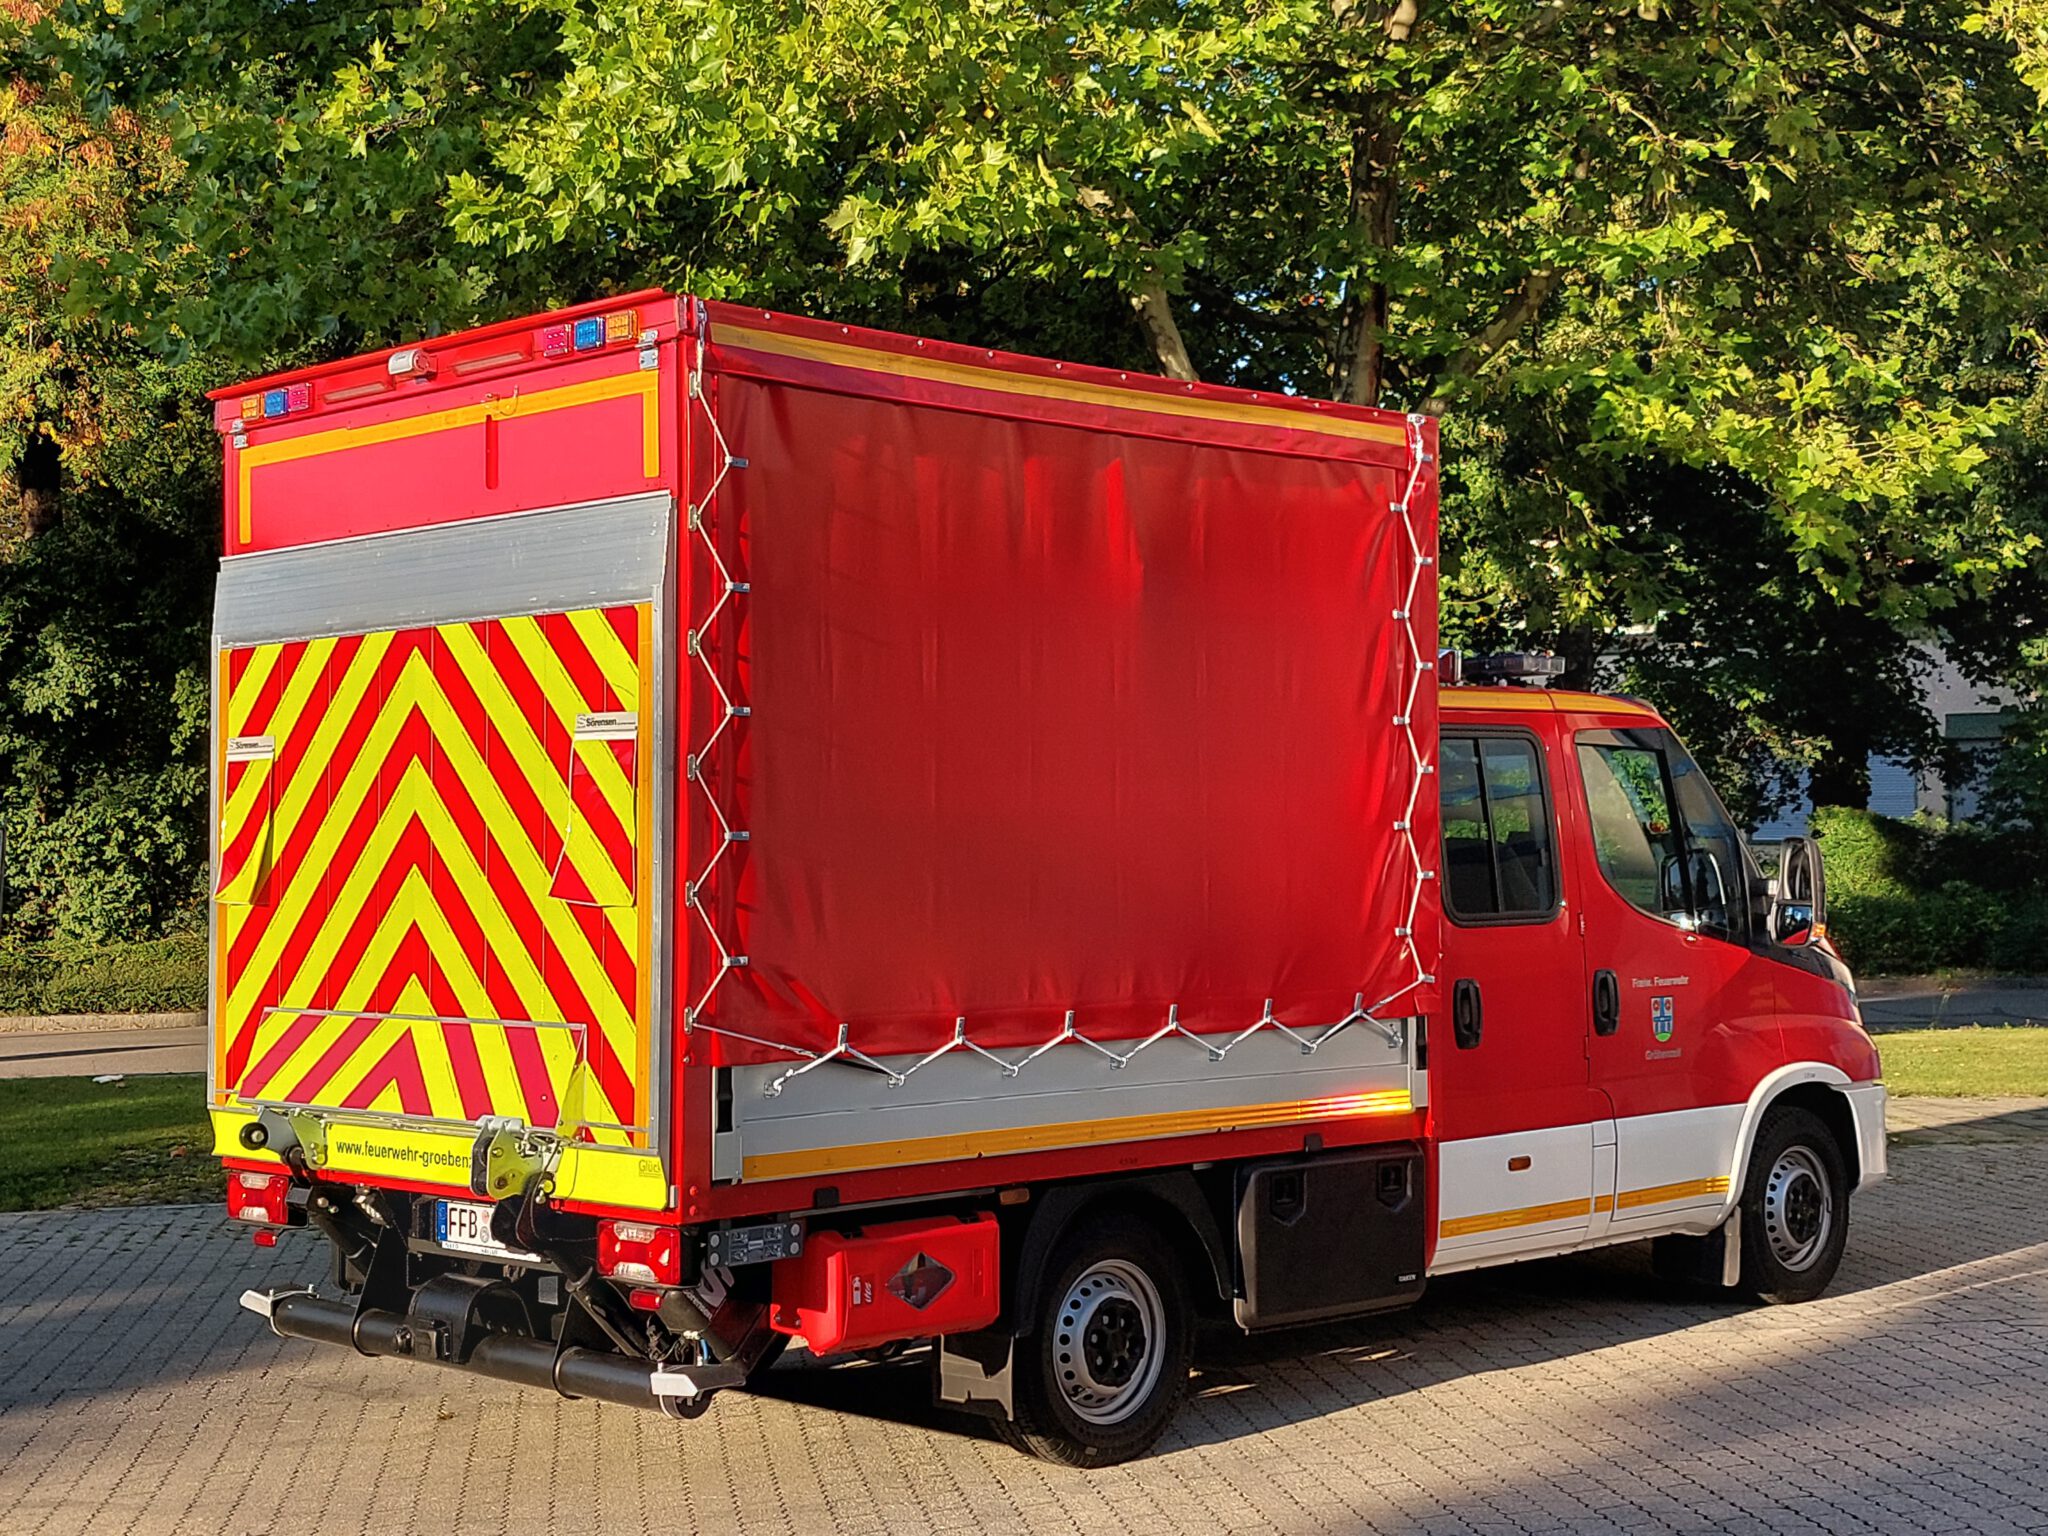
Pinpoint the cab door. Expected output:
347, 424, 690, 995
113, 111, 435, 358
1431, 720, 1609, 1269
1571, 724, 1781, 1232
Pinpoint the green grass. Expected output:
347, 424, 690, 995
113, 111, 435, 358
1878, 1026, 2048, 1098
0, 1074, 221, 1212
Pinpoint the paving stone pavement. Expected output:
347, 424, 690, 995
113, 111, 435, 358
4, 1113, 2048, 1536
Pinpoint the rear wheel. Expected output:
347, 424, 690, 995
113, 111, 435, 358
1736, 1105, 1849, 1304
999, 1215, 1192, 1467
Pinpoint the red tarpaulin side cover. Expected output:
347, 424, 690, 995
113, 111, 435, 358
693, 322, 1438, 1065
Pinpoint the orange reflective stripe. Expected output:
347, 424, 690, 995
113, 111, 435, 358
741, 1089, 1415, 1182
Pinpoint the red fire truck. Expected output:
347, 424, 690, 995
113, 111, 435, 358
213, 294, 1884, 1466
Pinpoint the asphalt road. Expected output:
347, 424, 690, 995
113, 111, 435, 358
2, 1102, 2046, 1535
0, 1026, 204, 1079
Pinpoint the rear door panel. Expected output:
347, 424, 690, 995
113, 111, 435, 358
215, 603, 655, 1161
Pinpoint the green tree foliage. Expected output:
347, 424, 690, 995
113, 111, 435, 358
52, 1, 2045, 590
12, 0, 2048, 944
0, 49, 217, 940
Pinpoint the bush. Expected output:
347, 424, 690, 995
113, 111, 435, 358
1815, 806, 2048, 974
0, 932, 206, 1014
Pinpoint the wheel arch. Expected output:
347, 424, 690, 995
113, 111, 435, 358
1006, 1172, 1231, 1334
1721, 1062, 1861, 1216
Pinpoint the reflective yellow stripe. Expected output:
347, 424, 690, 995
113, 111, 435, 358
740, 1089, 1415, 1182
1440, 1174, 1733, 1240
1439, 1196, 1594, 1240
1615, 1175, 1730, 1210
235, 369, 660, 546
719, 324, 1410, 449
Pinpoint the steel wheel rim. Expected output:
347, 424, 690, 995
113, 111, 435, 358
1053, 1258, 1166, 1425
1763, 1145, 1833, 1271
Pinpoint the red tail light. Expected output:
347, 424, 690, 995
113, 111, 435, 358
596, 1220, 681, 1286
230, 1169, 291, 1225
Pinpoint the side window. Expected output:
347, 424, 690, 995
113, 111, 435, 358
1578, 743, 1686, 918
1578, 730, 1752, 942
1440, 733, 1558, 922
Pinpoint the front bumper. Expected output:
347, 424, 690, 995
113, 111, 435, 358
1839, 1081, 1888, 1190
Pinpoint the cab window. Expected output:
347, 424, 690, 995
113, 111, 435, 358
1440, 732, 1557, 922
1577, 728, 1753, 943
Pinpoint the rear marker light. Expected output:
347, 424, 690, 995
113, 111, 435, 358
285, 382, 311, 413
251, 1229, 279, 1249
597, 1219, 681, 1287
572, 317, 605, 351
539, 323, 572, 358
230, 1169, 291, 1226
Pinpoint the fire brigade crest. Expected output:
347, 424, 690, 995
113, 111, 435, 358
1651, 995, 1676, 1043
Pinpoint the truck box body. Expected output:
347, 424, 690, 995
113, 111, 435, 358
217, 296, 1886, 1464
209, 295, 1441, 1221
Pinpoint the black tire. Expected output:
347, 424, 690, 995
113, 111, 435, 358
998, 1214, 1193, 1468
1736, 1105, 1849, 1304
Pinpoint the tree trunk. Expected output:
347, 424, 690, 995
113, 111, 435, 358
1418, 271, 1560, 416
1130, 275, 1200, 382
1335, 102, 1401, 407
1554, 622, 1602, 693
12, 432, 60, 538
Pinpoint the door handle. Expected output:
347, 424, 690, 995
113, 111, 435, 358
1453, 978, 1483, 1050
1593, 969, 1620, 1036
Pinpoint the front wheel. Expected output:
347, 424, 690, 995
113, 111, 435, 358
999, 1215, 1193, 1467
1736, 1105, 1849, 1304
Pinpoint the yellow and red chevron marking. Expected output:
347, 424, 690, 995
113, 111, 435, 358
214, 605, 653, 1143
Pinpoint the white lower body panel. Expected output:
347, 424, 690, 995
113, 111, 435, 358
1432, 1101, 1746, 1274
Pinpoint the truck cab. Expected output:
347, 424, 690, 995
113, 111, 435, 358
1429, 671, 1885, 1297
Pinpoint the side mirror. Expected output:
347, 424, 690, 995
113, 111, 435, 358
1771, 834, 1826, 948
1774, 900, 1816, 947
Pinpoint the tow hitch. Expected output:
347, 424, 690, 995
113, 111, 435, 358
241, 1186, 775, 1418
241, 1283, 751, 1413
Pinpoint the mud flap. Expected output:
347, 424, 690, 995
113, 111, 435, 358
1650, 1214, 1742, 1290
935, 1328, 1015, 1421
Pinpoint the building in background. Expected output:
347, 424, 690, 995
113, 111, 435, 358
1751, 648, 2023, 838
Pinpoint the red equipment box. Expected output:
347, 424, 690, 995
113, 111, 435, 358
770, 1214, 1001, 1354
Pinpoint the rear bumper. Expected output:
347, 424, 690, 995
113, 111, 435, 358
1839, 1081, 1888, 1190
240, 1287, 739, 1414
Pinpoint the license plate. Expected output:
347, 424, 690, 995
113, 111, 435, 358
433, 1199, 537, 1263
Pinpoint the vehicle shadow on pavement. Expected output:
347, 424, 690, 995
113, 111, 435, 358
743, 1245, 1709, 1445
742, 1140, 2048, 1452
0, 1132, 2036, 1450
